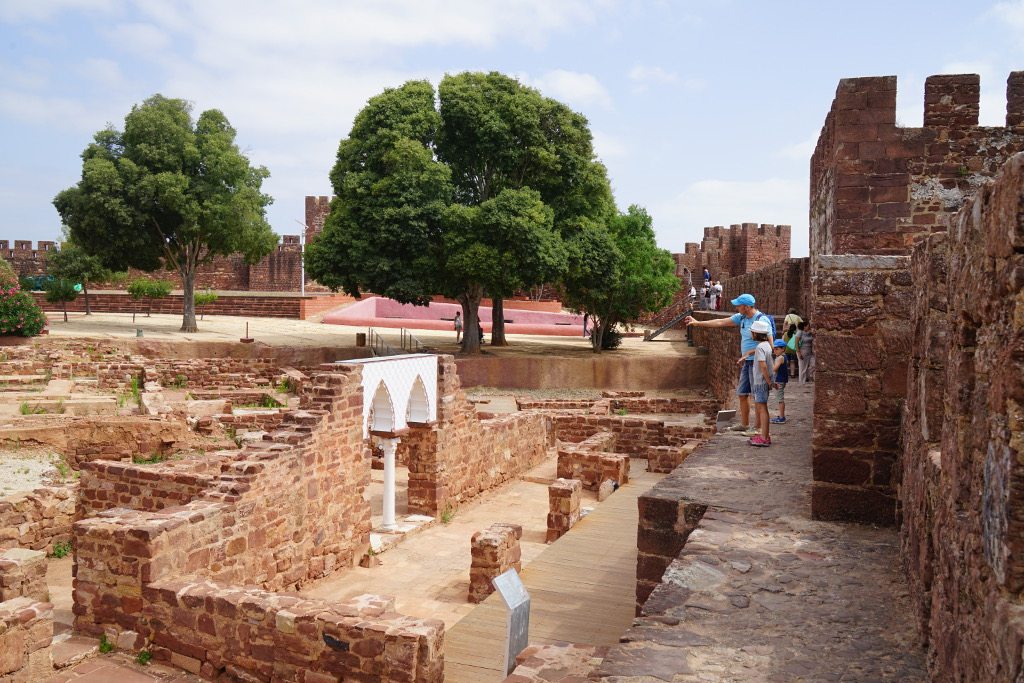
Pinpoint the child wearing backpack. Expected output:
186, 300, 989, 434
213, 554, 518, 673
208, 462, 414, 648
749, 319, 774, 447
771, 339, 789, 424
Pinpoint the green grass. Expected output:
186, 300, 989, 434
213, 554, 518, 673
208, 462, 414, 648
98, 634, 114, 654
135, 650, 152, 666
19, 401, 46, 415
440, 505, 455, 525
237, 395, 282, 409
50, 541, 72, 559
132, 452, 164, 465
168, 373, 188, 389
275, 377, 293, 393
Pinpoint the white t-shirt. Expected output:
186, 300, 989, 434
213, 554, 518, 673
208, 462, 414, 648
753, 341, 773, 388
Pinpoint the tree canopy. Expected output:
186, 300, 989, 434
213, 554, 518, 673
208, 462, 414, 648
53, 94, 277, 332
563, 206, 679, 351
45, 237, 113, 315
306, 72, 614, 353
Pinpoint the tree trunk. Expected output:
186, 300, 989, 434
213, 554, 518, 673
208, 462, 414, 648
490, 297, 508, 346
591, 317, 608, 353
458, 285, 483, 354
180, 265, 198, 333
62, 301, 68, 323
83, 283, 91, 315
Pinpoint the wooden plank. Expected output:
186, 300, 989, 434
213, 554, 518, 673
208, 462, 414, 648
444, 471, 661, 683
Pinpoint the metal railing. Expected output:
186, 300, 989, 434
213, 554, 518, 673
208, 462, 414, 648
399, 328, 425, 353
367, 327, 398, 357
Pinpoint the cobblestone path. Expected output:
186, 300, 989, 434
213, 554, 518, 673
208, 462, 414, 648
596, 382, 927, 682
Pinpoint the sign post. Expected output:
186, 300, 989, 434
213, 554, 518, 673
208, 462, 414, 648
492, 568, 530, 677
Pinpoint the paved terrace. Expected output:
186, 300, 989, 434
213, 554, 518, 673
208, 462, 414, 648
595, 382, 926, 682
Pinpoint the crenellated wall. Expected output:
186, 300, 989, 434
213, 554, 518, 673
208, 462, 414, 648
672, 223, 791, 282
809, 71, 1024, 525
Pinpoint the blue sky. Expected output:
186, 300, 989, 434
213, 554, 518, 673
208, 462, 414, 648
2, 1, 1023, 258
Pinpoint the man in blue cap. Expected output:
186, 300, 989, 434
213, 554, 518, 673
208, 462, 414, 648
683, 293, 774, 436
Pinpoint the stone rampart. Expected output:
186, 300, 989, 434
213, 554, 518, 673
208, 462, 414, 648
673, 223, 791, 282
720, 257, 810, 317
808, 71, 1024, 525
898, 153, 1024, 682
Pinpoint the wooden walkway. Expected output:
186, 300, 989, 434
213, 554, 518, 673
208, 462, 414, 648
444, 463, 663, 682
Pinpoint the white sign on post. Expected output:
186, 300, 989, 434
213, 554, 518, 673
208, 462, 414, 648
492, 568, 530, 677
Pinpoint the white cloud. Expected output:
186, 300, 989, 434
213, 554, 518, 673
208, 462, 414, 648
991, 0, 1024, 31
592, 130, 628, 161
0, 0, 116, 22
778, 133, 818, 161
104, 22, 172, 57
75, 57, 124, 89
531, 69, 611, 109
650, 178, 808, 257
629, 65, 678, 85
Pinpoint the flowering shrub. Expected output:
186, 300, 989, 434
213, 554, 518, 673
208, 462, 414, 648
0, 260, 46, 337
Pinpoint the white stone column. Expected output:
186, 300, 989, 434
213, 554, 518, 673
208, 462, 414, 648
381, 437, 400, 531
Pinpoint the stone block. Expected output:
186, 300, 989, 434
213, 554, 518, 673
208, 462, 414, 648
469, 523, 523, 603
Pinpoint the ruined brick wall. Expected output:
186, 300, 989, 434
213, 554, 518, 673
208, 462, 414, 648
0, 486, 75, 553
0, 548, 48, 602
551, 414, 713, 456
141, 358, 280, 389
468, 523, 523, 603
74, 371, 371, 636
689, 314, 742, 408
672, 223, 791, 282
143, 579, 442, 682
405, 357, 552, 515
78, 457, 229, 517
808, 71, 1024, 525
0, 598, 53, 681
899, 154, 1024, 682
720, 257, 810, 317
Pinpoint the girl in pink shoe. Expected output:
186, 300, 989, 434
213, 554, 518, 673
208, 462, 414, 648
749, 320, 774, 447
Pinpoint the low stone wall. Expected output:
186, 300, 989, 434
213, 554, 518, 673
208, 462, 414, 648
31, 291, 353, 320
556, 450, 629, 491
455, 355, 707, 390
78, 456, 230, 516
0, 485, 75, 553
143, 358, 281, 389
552, 414, 712, 457
405, 358, 553, 515
0, 417, 207, 469
646, 443, 699, 474
0, 597, 53, 682
468, 523, 523, 603
688, 315, 741, 408
0, 548, 47, 602
142, 579, 443, 682
635, 478, 708, 611
516, 396, 719, 418
546, 479, 581, 543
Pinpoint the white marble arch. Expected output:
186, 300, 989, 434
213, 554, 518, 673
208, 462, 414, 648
337, 354, 439, 438
336, 354, 439, 531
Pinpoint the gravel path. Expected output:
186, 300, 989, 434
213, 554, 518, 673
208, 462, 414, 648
0, 449, 62, 497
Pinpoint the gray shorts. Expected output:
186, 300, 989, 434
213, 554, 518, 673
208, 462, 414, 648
774, 383, 786, 403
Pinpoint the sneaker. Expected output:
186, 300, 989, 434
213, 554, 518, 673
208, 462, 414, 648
749, 435, 771, 447
770, 416, 787, 424
742, 428, 759, 437
728, 424, 749, 432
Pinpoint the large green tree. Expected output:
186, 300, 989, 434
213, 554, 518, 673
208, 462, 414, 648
306, 73, 613, 353
54, 94, 276, 332
563, 206, 678, 352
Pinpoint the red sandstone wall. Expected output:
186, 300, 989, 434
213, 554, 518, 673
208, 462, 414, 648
808, 71, 1024, 526
551, 414, 712, 456
32, 290, 354, 320
720, 258, 810, 317
810, 255, 913, 524
405, 357, 553, 515
74, 371, 371, 635
899, 154, 1024, 682
672, 224, 792, 282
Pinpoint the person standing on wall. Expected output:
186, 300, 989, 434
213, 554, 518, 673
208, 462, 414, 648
703, 266, 711, 286
683, 293, 775, 436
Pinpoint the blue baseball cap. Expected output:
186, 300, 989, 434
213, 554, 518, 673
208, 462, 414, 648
730, 293, 755, 307
773, 339, 787, 348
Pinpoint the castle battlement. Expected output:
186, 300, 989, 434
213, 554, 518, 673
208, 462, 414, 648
673, 223, 791, 282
